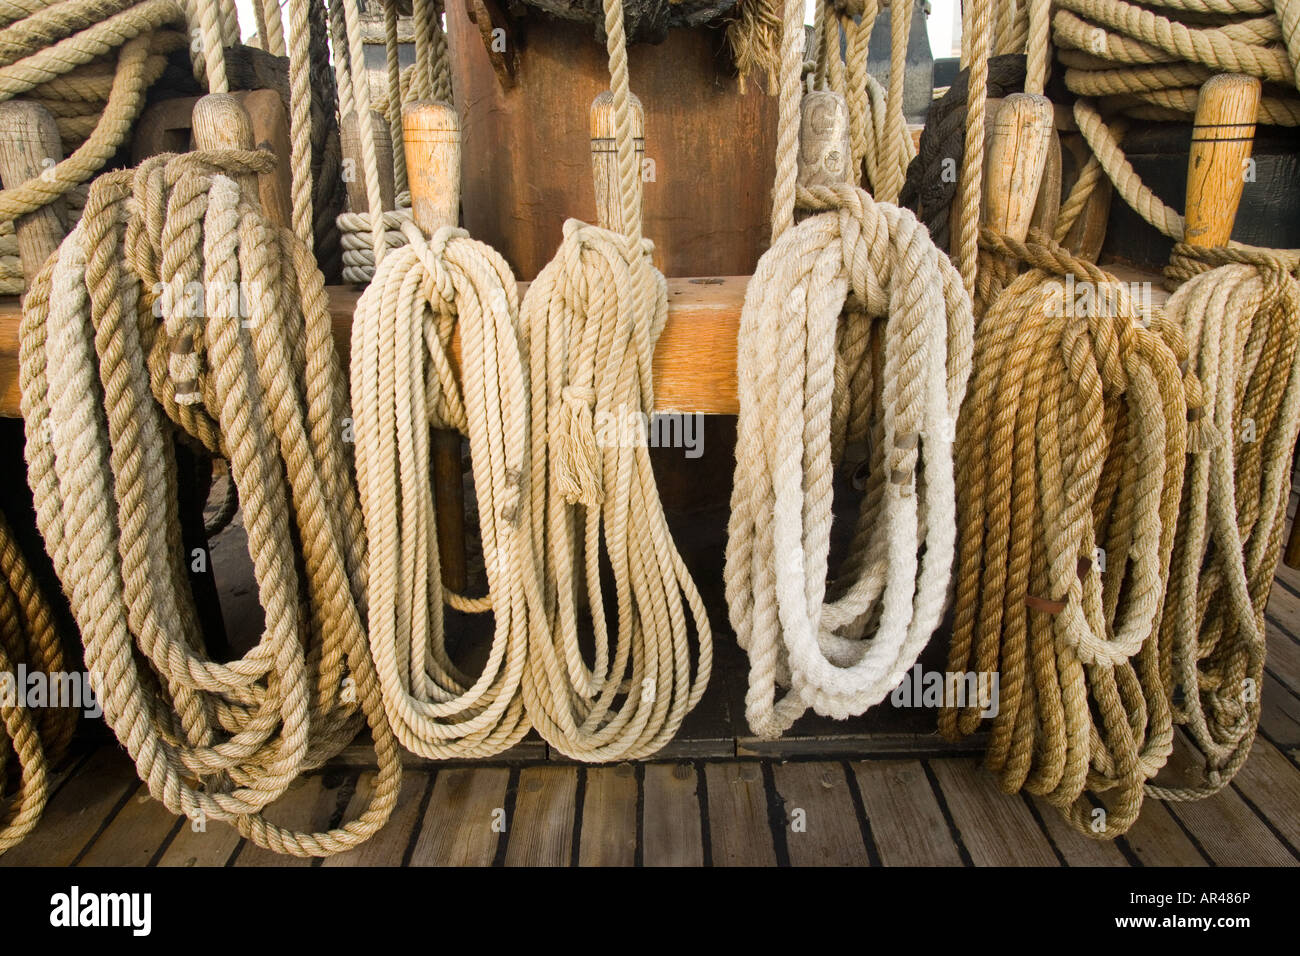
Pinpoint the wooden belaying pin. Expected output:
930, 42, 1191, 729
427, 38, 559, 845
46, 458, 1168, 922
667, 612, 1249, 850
1184, 73, 1260, 249
797, 90, 854, 189
589, 90, 645, 232
192, 93, 261, 209
403, 100, 469, 594
0, 100, 68, 288
981, 92, 1055, 243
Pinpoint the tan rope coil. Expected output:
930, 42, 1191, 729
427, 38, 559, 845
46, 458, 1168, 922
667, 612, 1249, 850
516, 0, 713, 761
20, 149, 400, 856
943, 230, 1198, 837
725, 0, 973, 738
1151, 244, 1300, 799
351, 210, 533, 758
0, 509, 78, 854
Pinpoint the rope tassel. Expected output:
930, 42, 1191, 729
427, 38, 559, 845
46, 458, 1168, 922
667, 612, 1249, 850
556, 384, 604, 507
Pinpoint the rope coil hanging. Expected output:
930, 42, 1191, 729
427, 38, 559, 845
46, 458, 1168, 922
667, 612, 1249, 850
943, 231, 1195, 835
19, 148, 400, 856
351, 102, 532, 758
725, 0, 973, 738
516, 0, 713, 761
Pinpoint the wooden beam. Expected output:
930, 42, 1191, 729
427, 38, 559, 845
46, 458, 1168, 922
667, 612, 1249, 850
0, 269, 1170, 421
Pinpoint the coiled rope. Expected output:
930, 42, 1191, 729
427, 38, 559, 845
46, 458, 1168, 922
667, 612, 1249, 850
20, 150, 400, 856
0, 509, 77, 854
1053, 0, 1300, 240
725, 0, 973, 738
1151, 243, 1300, 799
943, 230, 1197, 836
351, 189, 533, 758
516, 0, 713, 760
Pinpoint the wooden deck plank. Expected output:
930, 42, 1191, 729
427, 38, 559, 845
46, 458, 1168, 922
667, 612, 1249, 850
577, 765, 638, 867
851, 760, 964, 867
77, 783, 181, 867
771, 762, 870, 866
642, 763, 704, 867
1122, 800, 1209, 867
155, 815, 243, 867
321, 770, 430, 867
703, 763, 777, 866
503, 766, 578, 867
928, 759, 1059, 867
231, 773, 350, 867
1165, 782, 1296, 866
1268, 580, 1300, 637
1260, 672, 1300, 750
1274, 558, 1300, 596
1266, 620, 1300, 696
0, 747, 137, 867
1230, 738, 1300, 854
1029, 797, 1128, 866
408, 767, 509, 867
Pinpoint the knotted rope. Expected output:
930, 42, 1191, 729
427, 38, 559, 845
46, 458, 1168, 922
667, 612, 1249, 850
516, 0, 713, 761
725, 0, 973, 738
20, 149, 400, 856
1151, 243, 1300, 800
0, 509, 77, 855
943, 229, 1197, 836
352, 212, 534, 758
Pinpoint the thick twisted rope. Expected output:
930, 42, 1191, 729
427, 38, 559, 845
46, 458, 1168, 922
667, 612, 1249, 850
1150, 244, 1300, 800
0, 509, 78, 855
20, 150, 400, 856
727, 0, 972, 743
1053, 0, 1300, 240
943, 229, 1197, 837
516, 0, 713, 761
352, 215, 534, 758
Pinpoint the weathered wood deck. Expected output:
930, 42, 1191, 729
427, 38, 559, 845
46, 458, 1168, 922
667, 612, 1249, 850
7, 565, 1299, 867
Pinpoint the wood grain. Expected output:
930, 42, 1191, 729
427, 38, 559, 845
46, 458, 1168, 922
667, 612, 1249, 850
0, 747, 137, 867
322, 770, 430, 867
1185, 74, 1261, 249
1164, 781, 1295, 865
0, 100, 68, 282
577, 765, 638, 866
503, 766, 578, 867
771, 762, 870, 866
1229, 738, 1300, 853
408, 766, 509, 866
230, 774, 349, 867
1030, 796, 1129, 866
1122, 800, 1209, 866
642, 762, 703, 867
982, 93, 1055, 243
851, 759, 963, 866
446, 6, 777, 280
928, 759, 1059, 866
76, 783, 181, 867
704, 762, 777, 866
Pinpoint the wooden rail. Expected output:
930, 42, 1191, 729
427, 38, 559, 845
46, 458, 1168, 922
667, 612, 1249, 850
0, 276, 748, 418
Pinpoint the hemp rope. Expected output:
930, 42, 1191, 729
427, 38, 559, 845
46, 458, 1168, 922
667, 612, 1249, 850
20, 150, 400, 856
810, 0, 917, 203
351, 212, 533, 758
516, 0, 713, 760
0, 509, 78, 855
332, 0, 452, 285
1150, 243, 1300, 799
1052, 0, 1300, 240
943, 229, 1198, 836
725, 0, 973, 738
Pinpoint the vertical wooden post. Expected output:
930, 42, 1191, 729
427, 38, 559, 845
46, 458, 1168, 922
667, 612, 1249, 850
192, 93, 261, 208
0, 101, 68, 287
404, 100, 469, 593
981, 92, 1055, 242
1184, 73, 1260, 249
589, 90, 644, 232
